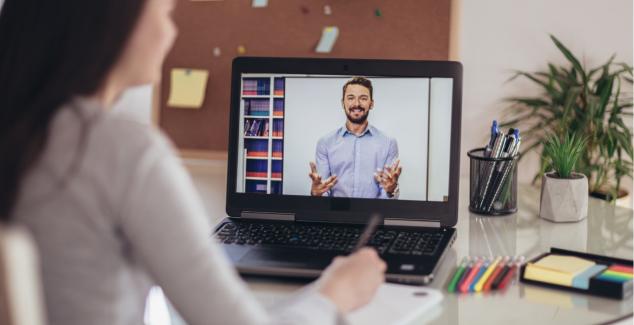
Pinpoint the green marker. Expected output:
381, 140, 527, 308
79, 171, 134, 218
374, 8, 382, 17
448, 257, 470, 293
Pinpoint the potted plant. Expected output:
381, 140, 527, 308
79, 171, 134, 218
501, 35, 633, 203
540, 133, 588, 222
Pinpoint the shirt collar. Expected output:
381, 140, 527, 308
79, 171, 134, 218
339, 124, 375, 138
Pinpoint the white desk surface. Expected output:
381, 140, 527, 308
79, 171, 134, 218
184, 160, 634, 325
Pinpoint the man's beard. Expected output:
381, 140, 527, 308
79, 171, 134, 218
346, 106, 370, 124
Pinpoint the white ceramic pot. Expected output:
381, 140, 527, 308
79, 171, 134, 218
539, 172, 588, 222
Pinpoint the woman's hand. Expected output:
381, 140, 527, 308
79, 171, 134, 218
317, 248, 387, 313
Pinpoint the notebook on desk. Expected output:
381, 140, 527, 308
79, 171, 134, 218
214, 57, 463, 285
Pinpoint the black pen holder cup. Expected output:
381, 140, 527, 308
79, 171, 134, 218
468, 148, 518, 215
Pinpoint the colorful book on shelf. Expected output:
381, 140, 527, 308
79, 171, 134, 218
246, 160, 267, 178
271, 161, 282, 179
242, 78, 270, 96
245, 140, 268, 157
272, 140, 283, 158
242, 79, 257, 96
244, 120, 251, 135
274, 78, 285, 96
261, 120, 269, 137
246, 172, 268, 178
245, 98, 270, 116
270, 182, 282, 194
246, 120, 259, 136
272, 119, 284, 137
273, 98, 284, 116
244, 119, 270, 136
245, 180, 267, 193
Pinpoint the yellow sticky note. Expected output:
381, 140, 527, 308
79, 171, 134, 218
535, 255, 595, 274
524, 254, 595, 286
167, 68, 209, 109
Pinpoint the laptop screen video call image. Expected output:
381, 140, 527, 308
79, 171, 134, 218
235, 74, 453, 202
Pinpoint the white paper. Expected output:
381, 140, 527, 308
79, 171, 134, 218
345, 283, 443, 325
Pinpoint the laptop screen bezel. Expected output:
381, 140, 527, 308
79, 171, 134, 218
226, 57, 462, 227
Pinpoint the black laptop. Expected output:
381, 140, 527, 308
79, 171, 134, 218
214, 57, 462, 285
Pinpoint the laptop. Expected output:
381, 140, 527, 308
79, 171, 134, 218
214, 57, 462, 285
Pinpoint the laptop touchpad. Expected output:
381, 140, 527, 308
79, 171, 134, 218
239, 247, 336, 269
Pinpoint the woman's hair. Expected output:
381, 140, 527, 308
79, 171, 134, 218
0, 0, 147, 221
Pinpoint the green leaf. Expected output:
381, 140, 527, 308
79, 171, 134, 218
550, 35, 586, 82
506, 97, 550, 107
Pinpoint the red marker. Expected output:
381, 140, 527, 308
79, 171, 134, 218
459, 257, 483, 293
455, 260, 474, 292
498, 256, 525, 290
484, 256, 509, 292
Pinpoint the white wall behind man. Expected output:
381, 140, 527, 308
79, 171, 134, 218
456, 0, 633, 197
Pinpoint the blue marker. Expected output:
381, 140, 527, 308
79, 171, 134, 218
485, 120, 498, 157
469, 259, 490, 292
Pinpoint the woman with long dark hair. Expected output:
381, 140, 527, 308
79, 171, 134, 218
0, 0, 386, 324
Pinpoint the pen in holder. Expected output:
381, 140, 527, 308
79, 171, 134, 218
468, 148, 518, 215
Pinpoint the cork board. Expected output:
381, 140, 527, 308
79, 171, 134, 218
158, 0, 454, 153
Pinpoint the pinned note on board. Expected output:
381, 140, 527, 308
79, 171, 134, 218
315, 26, 339, 53
167, 68, 209, 109
323, 5, 332, 15
252, 0, 268, 8
213, 47, 221, 57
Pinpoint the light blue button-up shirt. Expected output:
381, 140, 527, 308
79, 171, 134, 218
315, 124, 399, 199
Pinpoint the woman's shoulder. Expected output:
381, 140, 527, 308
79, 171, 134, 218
53, 98, 176, 170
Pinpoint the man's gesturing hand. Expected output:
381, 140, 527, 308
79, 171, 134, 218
374, 159, 402, 196
309, 162, 337, 196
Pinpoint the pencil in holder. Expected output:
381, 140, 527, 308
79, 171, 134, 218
468, 148, 518, 215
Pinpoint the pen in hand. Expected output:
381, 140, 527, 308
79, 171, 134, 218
353, 213, 382, 252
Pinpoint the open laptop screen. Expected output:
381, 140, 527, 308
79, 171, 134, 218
235, 74, 453, 202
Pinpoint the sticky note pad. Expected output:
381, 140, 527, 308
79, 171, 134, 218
524, 254, 595, 286
571, 264, 607, 289
597, 272, 633, 283
167, 69, 209, 109
315, 26, 339, 53
608, 264, 633, 274
600, 270, 633, 280
252, 0, 268, 8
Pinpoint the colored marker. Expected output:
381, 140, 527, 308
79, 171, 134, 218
456, 260, 474, 293
484, 120, 499, 157
498, 256, 525, 290
484, 256, 509, 292
447, 257, 470, 293
475, 256, 502, 292
469, 259, 490, 292
459, 257, 483, 293
491, 259, 512, 290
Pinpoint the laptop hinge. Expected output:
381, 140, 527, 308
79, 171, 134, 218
240, 211, 295, 221
384, 219, 441, 228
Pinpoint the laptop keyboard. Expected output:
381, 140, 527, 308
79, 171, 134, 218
214, 220, 445, 256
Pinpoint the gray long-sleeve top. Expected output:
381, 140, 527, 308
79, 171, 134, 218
12, 98, 340, 325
